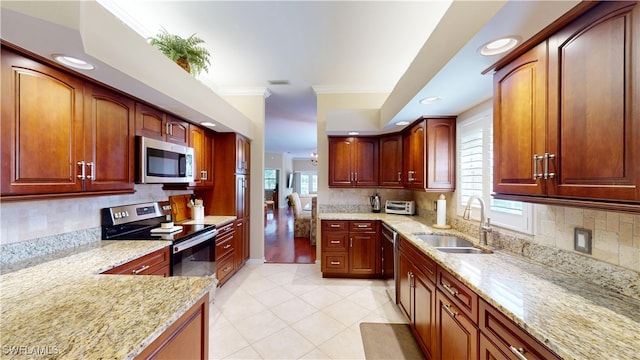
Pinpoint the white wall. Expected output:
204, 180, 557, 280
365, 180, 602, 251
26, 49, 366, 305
265, 152, 294, 208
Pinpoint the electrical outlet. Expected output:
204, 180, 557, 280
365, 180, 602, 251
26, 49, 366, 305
574, 228, 592, 254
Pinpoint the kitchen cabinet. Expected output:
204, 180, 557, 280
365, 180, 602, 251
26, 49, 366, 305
135, 292, 209, 359
403, 117, 456, 192
328, 137, 379, 187
215, 221, 236, 286
494, 1, 640, 209
435, 289, 478, 360
189, 124, 214, 188
196, 132, 251, 284
398, 236, 436, 358
479, 299, 560, 360
320, 220, 380, 277
102, 247, 170, 277
378, 134, 404, 188
1, 47, 135, 198
135, 103, 189, 146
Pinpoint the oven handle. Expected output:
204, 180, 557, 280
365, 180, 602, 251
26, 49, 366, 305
172, 229, 218, 254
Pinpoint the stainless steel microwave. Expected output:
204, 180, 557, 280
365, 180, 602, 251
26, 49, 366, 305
137, 136, 194, 183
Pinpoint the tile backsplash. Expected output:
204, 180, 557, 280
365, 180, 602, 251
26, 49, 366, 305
0, 185, 191, 246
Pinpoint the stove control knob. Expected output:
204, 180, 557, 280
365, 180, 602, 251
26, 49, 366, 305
114, 213, 121, 219
124, 211, 129, 217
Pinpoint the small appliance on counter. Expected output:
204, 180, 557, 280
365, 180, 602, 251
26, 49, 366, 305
385, 200, 415, 215
370, 193, 381, 213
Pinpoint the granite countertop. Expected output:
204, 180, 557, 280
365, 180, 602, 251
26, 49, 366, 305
320, 212, 640, 360
179, 215, 236, 227
0, 240, 216, 359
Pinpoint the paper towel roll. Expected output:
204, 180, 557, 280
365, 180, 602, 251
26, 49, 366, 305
436, 195, 446, 227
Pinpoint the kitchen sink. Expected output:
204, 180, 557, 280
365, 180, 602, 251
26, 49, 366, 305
412, 233, 492, 254
435, 247, 488, 254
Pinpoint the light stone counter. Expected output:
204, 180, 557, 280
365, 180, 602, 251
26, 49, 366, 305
320, 212, 640, 360
0, 240, 216, 359
179, 215, 236, 227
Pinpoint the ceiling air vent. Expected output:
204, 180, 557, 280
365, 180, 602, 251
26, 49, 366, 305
268, 80, 290, 85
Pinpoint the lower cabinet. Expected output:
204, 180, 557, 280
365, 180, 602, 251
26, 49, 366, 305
397, 239, 436, 359
135, 292, 209, 359
321, 220, 380, 277
215, 221, 236, 286
398, 237, 562, 360
102, 247, 170, 277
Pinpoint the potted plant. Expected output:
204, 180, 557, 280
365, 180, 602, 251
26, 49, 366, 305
148, 27, 211, 76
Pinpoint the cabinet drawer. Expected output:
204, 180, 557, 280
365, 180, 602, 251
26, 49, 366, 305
480, 299, 560, 360
321, 254, 349, 273
215, 235, 235, 259
322, 220, 348, 231
216, 253, 235, 286
103, 247, 170, 276
322, 231, 349, 252
399, 237, 436, 283
349, 220, 377, 232
216, 222, 235, 240
437, 267, 478, 323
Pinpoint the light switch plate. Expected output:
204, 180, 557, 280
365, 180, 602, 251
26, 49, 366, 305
574, 228, 592, 254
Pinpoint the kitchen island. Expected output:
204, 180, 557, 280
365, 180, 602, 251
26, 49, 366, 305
320, 212, 640, 360
0, 240, 215, 359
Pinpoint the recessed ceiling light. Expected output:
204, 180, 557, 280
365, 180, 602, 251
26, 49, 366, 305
395, 121, 410, 126
478, 36, 520, 56
52, 54, 94, 70
348, 131, 359, 136
419, 96, 441, 104
201, 122, 216, 127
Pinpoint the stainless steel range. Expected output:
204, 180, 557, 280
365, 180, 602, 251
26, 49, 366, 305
101, 201, 217, 277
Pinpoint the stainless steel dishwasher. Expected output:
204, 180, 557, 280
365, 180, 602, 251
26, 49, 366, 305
381, 223, 398, 303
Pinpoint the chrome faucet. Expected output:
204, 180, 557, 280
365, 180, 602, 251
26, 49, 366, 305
462, 195, 492, 245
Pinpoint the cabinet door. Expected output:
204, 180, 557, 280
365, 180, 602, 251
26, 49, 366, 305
398, 252, 413, 321
493, 42, 547, 196
379, 134, 403, 187
84, 83, 135, 192
404, 121, 425, 189
426, 118, 456, 191
435, 290, 478, 360
236, 175, 247, 218
236, 135, 249, 174
189, 125, 213, 187
165, 116, 189, 145
234, 219, 246, 269
135, 102, 166, 140
547, 1, 639, 201
328, 137, 355, 187
348, 232, 379, 275
414, 269, 436, 359
480, 333, 509, 360
1, 48, 84, 195
353, 137, 379, 187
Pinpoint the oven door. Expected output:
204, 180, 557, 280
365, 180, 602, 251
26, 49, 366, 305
171, 229, 217, 277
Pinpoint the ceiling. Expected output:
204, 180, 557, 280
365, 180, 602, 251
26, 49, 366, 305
1, 1, 581, 159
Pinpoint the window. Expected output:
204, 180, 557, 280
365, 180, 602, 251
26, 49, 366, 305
264, 169, 277, 190
457, 109, 533, 234
300, 173, 317, 195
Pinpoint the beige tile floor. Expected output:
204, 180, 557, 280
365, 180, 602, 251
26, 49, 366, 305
209, 262, 407, 359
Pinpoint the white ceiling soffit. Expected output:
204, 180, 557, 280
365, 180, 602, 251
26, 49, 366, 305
0, 1, 254, 137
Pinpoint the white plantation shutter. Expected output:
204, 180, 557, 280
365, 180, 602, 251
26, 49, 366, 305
458, 110, 533, 234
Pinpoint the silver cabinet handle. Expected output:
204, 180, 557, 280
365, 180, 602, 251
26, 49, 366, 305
168, 123, 173, 135
330, 240, 341, 244
397, 172, 401, 182
354, 172, 358, 182
443, 303, 458, 318
442, 283, 459, 297
165, 122, 170, 136
357, 224, 368, 228
350, 237, 353, 247
330, 224, 341, 228
533, 154, 543, 180
544, 153, 555, 179
77, 161, 85, 180
223, 244, 231, 249
132, 264, 150, 274
407, 170, 415, 182
509, 346, 529, 360
330, 261, 341, 265
86, 162, 95, 180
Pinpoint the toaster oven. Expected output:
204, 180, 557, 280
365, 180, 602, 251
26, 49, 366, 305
385, 200, 415, 215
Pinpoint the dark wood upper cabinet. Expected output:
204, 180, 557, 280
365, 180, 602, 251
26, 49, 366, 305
328, 137, 379, 187
189, 124, 213, 188
135, 103, 189, 146
403, 120, 426, 189
379, 133, 404, 188
1, 47, 134, 197
493, 1, 640, 210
